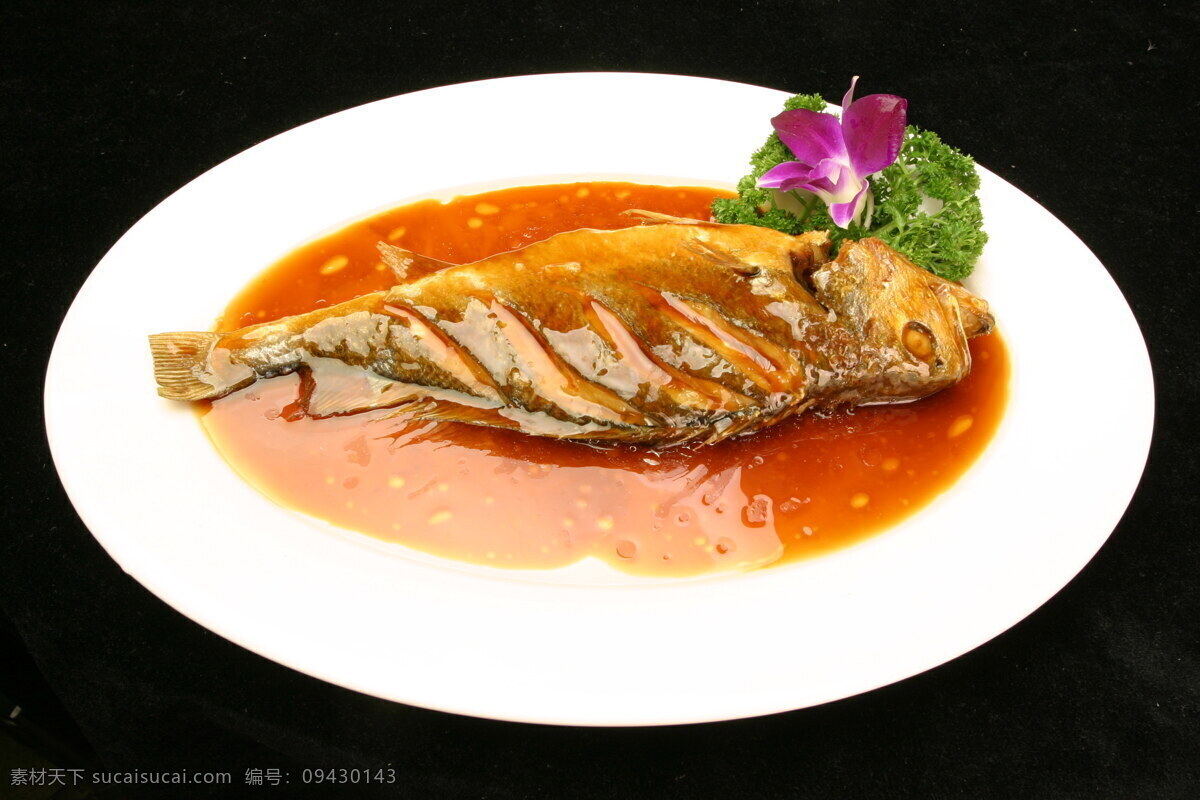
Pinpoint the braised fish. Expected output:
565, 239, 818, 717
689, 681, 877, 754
150, 216, 993, 447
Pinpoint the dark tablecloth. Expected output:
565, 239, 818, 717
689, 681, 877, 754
5, 1, 1197, 797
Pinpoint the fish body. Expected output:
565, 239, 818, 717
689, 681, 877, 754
150, 218, 993, 447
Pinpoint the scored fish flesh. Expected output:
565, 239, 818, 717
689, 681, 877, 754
150, 216, 994, 447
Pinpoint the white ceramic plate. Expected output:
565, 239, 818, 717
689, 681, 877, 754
45, 74, 1153, 726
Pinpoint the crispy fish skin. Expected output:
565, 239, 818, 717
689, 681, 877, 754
149, 219, 993, 447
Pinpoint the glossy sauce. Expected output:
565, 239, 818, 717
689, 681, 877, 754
202, 182, 1009, 577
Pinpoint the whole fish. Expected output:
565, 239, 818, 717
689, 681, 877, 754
150, 215, 994, 447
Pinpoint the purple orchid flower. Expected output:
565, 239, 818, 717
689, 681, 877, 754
758, 77, 908, 227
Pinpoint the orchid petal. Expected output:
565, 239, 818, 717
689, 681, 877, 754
840, 75, 860, 113
758, 157, 840, 191
758, 160, 819, 189
770, 108, 848, 166
841, 93, 907, 176
828, 181, 871, 227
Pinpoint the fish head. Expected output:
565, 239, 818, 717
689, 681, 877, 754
809, 238, 994, 401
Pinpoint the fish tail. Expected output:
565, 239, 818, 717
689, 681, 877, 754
148, 331, 232, 401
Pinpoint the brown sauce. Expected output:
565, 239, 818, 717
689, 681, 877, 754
202, 182, 1010, 577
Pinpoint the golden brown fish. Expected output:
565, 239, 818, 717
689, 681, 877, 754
150, 216, 993, 447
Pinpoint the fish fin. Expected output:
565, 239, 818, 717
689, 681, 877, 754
378, 397, 496, 426
621, 209, 712, 226
680, 237, 762, 276
303, 357, 505, 420
381, 400, 631, 442
377, 242, 455, 283
303, 358, 425, 417
149, 331, 253, 401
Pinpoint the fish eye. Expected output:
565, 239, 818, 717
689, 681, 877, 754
902, 321, 936, 362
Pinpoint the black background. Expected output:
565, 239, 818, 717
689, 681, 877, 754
4, 1, 1198, 798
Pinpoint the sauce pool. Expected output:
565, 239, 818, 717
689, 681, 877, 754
202, 182, 1009, 577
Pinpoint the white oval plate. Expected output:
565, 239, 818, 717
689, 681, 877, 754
45, 74, 1153, 726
